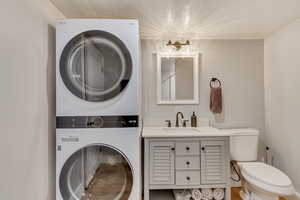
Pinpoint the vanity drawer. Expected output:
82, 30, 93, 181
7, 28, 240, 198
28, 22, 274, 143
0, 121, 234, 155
175, 156, 200, 170
176, 142, 199, 155
175, 170, 201, 185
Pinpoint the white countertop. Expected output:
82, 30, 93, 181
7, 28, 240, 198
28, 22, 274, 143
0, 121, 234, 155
142, 126, 233, 138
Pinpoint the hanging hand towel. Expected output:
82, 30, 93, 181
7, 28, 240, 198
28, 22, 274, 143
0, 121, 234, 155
191, 189, 202, 200
209, 79, 222, 114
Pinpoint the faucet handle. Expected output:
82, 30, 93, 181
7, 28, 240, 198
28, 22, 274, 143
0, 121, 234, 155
183, 120, 189, 127
165, 120, 171, 127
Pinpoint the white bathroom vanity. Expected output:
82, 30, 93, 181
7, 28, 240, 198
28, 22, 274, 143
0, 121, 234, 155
143, 127, 232, 200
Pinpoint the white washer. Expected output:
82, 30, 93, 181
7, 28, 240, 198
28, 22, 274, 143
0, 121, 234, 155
56, 118, 141, 200
56, 19, 140, 116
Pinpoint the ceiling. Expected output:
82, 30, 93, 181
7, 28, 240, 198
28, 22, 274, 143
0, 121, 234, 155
51, 0, 300, 39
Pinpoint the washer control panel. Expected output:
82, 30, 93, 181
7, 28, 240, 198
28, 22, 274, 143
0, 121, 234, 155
56, 115, 139, 128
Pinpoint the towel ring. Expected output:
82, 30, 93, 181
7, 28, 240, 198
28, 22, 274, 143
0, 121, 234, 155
210, 78, 222, 88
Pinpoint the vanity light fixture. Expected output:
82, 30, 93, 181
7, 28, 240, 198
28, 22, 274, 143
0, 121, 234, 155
166, 40, 190, 51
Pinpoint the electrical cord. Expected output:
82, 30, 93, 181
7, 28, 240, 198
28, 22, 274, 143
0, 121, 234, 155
230, 161, 241, 182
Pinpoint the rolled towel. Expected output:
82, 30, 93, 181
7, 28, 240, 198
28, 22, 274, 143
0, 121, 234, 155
201, 188, 213, 200
182, 190, 192, 200
213, 188, 225, 200
191, 189, 202, 200
173, 190, 192, 200
173, 190, 184, 200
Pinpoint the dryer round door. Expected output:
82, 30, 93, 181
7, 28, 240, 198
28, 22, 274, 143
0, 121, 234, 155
59, 145, 133, 200
60, 30, 132, 102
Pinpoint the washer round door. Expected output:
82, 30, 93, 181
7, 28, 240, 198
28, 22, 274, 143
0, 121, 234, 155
59, 145, 133, 200
60, 30, 132, 102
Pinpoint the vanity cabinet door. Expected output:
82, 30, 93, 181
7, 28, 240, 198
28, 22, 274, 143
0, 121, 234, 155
200, 140, 226, 184
149, 141, 175, 185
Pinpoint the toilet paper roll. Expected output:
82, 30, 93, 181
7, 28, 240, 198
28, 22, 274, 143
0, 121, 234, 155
213, 188, 225, 200
201, 188, 213, 200
191, 189, 202, 200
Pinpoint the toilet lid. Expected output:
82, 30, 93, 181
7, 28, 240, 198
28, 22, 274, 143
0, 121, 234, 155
240, 162, 292, 188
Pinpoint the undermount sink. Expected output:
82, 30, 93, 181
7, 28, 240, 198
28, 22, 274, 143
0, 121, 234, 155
162, 127, 200, 133
142, 126, 229, 138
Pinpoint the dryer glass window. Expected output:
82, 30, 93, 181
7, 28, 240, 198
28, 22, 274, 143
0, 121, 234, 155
59, 145, 133, 200
60, 30, 132, 102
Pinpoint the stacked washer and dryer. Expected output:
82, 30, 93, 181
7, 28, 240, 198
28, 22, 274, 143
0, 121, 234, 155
56, 19, 141, 200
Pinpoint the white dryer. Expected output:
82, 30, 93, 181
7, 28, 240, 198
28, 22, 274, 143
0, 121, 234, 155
56, 19, 140, 116
56, 116, 141, 200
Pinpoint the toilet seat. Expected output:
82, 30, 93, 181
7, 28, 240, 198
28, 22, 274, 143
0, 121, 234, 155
238, 162, 294, 196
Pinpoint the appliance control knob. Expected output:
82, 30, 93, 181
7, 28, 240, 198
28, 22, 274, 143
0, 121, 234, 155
93, 117, 104, 128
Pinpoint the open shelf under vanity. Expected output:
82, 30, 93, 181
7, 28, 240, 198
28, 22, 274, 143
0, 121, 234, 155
143, 137, 231, 200
149, 190, 174, 200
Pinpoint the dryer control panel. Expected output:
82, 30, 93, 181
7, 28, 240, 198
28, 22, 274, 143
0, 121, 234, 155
56, 115, 139, 128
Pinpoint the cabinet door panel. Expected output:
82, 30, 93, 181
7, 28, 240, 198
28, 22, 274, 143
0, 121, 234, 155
150, 142, 175, 185
201, 140, 226, 184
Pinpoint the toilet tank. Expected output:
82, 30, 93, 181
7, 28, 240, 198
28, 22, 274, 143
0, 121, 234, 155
225, 129, 259, 161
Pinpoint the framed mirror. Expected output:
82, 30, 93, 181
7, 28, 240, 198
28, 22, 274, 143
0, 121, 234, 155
157, 53, 199, 104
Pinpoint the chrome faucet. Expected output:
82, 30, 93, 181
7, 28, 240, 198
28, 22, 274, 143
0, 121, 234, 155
175, 112, 184, 127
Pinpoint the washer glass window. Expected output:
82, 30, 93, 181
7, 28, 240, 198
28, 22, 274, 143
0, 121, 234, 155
60, 30, 132, 102
59, 145, 133, 200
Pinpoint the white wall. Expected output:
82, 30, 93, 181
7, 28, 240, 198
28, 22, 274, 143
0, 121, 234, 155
142, 40, 265, 134
264, 19, 300, 195
0, 0, 64, 200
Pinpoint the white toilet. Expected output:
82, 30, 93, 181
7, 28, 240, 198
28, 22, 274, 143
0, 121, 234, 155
227, 129, 294, 200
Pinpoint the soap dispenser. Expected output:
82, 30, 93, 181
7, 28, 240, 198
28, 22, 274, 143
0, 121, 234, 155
191, 112, 197, 127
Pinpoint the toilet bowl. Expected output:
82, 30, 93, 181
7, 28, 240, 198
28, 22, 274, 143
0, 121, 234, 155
238, 162, 294, 200
226, 129, 294, 200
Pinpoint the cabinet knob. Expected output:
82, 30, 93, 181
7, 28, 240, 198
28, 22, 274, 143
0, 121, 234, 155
186, 161, 190, 165
201, 147, 205, 151
171, 147, 175, 151
186, 176, 190, 181
186, 146, 190, 151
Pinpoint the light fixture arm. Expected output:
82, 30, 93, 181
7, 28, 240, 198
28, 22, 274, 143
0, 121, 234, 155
166, 40, 191, 50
